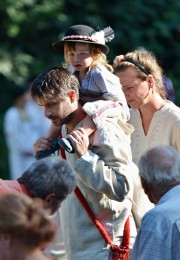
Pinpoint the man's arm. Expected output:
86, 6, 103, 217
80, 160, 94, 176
69, 121, 135, 202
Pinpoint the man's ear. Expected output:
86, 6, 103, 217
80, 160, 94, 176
44, 193, 56, 209
68, 90, 76, 102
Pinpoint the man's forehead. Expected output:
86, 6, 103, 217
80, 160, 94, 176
37, 96, 60, 106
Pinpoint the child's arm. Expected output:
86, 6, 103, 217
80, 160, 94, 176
34, 123, 62, 159
80, 94, 106, 105
82, 115, 96, 136
58, 115, 96, 154
46, 123, 62, 140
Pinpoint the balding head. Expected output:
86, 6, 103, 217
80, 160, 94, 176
138, 145, 180, 203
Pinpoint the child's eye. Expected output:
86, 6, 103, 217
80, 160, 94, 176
80, 51, 89, 55
68, 53, 74, 57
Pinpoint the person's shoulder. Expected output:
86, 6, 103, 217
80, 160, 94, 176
129, 108, 138, 114
141, 203, 172, 230
91, 65, 113, 76
0, 179, 4, 184
138, 205, 175, 248
0, 179, 9, 190
129, 108, 139, 120
92, 66, 119, 84
0, 179, 19, 195
161, 185, 180, 206
164, 101, 180, 113
4, 106, 18, 117
146, 189, 180, 225
91, 65, 105, 74
163, 101, 180, 122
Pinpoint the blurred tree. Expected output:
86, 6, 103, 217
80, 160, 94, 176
0, 0, 180, 177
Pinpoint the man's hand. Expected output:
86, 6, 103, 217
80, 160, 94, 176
68, 128, 89, 158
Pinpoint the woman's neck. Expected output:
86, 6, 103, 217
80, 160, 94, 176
140, 94, 166, 116
139, 95, 166, 135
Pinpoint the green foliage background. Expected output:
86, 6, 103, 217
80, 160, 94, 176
1, 0, 180, 178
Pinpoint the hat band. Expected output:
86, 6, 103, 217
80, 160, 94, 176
62, 35, 97, 43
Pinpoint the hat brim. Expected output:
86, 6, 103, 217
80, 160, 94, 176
52, 40, 109, 54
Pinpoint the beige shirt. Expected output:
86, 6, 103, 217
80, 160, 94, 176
129, 101, 180, 166
59, 100, 142, 260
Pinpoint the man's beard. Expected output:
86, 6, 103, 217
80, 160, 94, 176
48, 111, 76, 126
60, 111, 75, 125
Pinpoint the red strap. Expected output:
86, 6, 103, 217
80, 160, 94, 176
60, 143, 66, 159
74, 186, 113, 245
121, 215, 130, 248
59, 136, 130, 248
74, 186, 130, 248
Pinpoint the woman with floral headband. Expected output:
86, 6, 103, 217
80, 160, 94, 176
113, 49, 180, 166
35, 24, 129, 157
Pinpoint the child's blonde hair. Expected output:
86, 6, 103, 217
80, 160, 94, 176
64, 42, 113, 72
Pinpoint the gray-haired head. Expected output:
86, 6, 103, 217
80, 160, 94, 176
138, 145, 180, 202
18, 156, 77, 212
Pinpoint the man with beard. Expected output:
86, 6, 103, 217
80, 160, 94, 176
32, 67, 144, 260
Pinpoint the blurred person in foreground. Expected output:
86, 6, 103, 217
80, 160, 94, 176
0, 156, 77, 260
132, 145, 180, 260
0, 193, 55, 260
32, 67, 143, 259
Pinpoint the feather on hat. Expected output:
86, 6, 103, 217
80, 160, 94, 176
52, 25, 114, 54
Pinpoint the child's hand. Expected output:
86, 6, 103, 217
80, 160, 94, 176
113, 55, 125, 67
33, 136, 53, 156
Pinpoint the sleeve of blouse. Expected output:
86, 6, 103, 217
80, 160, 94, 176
91, 67, 125, 102
171, 119, 180, 152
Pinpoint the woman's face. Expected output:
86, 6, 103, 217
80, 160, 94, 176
116, 67, 150, 109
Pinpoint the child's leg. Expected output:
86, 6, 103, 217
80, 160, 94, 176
47, 123, 62, 140
35, 124, 62, 159
59, 115, 96, 154
82, 115, 96, 136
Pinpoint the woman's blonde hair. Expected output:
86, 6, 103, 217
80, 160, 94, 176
114, 50, 167, 99
64, 42, 113, 72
